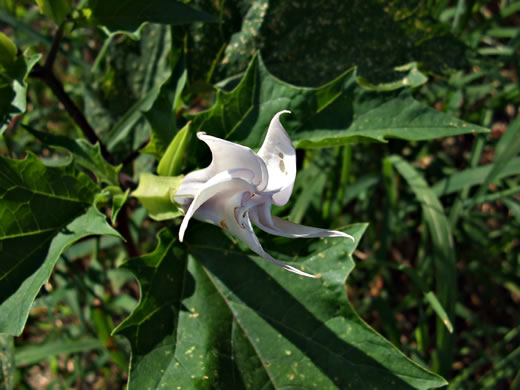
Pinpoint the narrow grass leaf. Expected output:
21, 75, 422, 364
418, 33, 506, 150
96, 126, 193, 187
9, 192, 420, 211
388, 155, 456, 377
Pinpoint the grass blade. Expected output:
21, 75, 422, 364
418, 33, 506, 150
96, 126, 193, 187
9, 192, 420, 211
388, 155, 457, 377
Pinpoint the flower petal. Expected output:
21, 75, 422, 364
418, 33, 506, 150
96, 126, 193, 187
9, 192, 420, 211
178, 169, 255, 242
228, 205, 318, 278
250, 206, 354, 241
182, 132, 268, 189
257, 110, 296, 206
190, 187, 317, 278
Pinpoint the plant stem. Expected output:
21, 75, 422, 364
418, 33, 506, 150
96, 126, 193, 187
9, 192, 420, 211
30, 64, 114, 164
29, 24, 140, 257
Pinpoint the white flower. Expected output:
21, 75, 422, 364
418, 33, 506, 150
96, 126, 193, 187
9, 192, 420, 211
175, 110, 354, 278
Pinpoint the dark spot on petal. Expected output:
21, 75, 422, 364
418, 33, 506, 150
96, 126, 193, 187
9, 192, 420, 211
279, 159, 286, 173
220, 220, 227, 229
278, 152, 284, 158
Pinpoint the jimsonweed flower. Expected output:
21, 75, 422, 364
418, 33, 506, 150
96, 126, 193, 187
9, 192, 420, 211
175, 111, 353, 278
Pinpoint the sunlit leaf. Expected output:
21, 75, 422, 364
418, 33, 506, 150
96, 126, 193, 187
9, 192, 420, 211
132, 173, 183, 221
116, 223, 447, 389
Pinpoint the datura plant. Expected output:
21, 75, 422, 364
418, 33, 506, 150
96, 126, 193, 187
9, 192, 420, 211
136, 111, 354, 278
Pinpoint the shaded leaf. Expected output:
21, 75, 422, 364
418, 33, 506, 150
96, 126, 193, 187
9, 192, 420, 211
15, 337, 103, 366
0, 154, 120, 335
0, 35, 41, 134
87, 0, 217, 35
388, 155, 456, 377
0, 335, 14, 390
117, 223, 447, 389
142, 32, 187, 159
472, 118, 520, 203
25, 125, 121, 185
432, 157, 520, 196
189, 0, 468, 86
35, 0, 72, 25
191, 55, 488, 152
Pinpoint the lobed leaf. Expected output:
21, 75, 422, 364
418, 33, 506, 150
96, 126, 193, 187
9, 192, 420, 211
0, 155, 120, 335
191, 54, 488, 152
25, 125, 121, 186
188, 0, 469, 86
0, 34, 41, 135
116, 223, 447, 389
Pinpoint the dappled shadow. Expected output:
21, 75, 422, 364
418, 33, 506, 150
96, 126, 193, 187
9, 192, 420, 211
188, 224, 438, 389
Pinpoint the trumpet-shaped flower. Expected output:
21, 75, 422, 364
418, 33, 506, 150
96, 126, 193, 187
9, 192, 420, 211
175, 111, 354, 278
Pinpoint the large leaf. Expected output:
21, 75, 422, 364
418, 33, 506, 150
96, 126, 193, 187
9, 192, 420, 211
116, 223, 447, 389
87, 0, 217, 35
187, 0, 468, 86
0, 33, 41, 134
0, 154, 120, 335
191, 54, 488, 152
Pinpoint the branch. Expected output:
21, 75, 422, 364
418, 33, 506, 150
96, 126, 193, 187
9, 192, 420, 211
30, 64, 114, 164
45, 22, 65, 71
29, 26, 141, 258
116, 205, 139, 257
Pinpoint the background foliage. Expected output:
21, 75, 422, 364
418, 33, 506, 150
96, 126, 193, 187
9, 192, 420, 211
0, 0, 519, 389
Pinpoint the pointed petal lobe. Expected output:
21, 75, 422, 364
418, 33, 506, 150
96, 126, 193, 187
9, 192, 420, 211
250, 209, 354, 241
257, 111, 296, 206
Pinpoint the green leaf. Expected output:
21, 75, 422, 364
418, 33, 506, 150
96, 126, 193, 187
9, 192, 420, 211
142, 44, 187, 159
35, 0, 72, 25
15, 337, 103, 366
105, 85, 162, 152
117, 223, 447, 389
99, 24, 174, 156
112, 188, 130, 224
0, 154, 120, 335
132, 173, 183, 221
0, 335, 14, 390
24, 126, 121, 185
0, 36, 41, 135
189, 0, 468, 86
0, 205, 121, 335
191, 54, 488, 151
0, 32, 16, 71
432, 157, 520, 196
472, 118, 520, 203
157, 122, 191, 177
87, 0, 217, 35
388, 155, 456, 377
